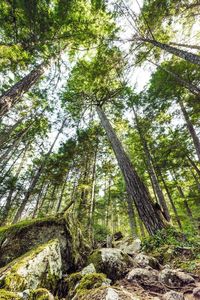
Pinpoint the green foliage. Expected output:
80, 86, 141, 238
93, 224, 110, 242
76, 273, 106, 294
142, 227, 200, 253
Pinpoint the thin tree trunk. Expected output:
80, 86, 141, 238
177, 185, 194, 220
187, 155, 200, 177
191, 169, 200, 193
133, 108, 170, 221
178, 99, 200, 163
148, 59, 200, 96
88, 144, 98, 241
56, 172, 69, 213
159, 171, 182, 230
32, 178, 46, 218
169, 42, 200, 51
171, 170, 194, 224
126, 193, 138, 237
37, 183, 50, 212
140, 37, 200, 66
96, 105, 167, 235
0, 143, 29, 225
0, 63, 46, 117
12, 118, 66, 223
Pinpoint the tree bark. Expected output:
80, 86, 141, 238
170, 42, 200, 51
0, 63, 46, 117
158, 170, 182, 230
148, 59, 200, 97
141, 38, 200, 66
96, 105, 167, 235
88, 143, 98, 241
187, 155, 200, 177
126, 193, 138, 237
56, 172, 69, 213
133, 108, 171, 221
0, 142, 29, 225
178, 99, 200, 163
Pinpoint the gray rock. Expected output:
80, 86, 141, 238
159, 268, 195, 287
88, 248, 133, 280
1, 239, 62, 292
105, 288, 119, 300
134, 253, 160, 270
0, 216, 90, 272
163, 291, 184, 300
193, 287, 200, 298
127, 267, 158, 282
114, 237, 141, 254
81, 263, 96, 275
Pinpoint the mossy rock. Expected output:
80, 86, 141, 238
60, 272, 109, 299
0, 215, 90, 272
88, 248, 132, 281
75, 286, 106, 300
0, 289, 22, 300
76, 273, 107, 293
31, 288, 54, 300
0, 239, 62, 292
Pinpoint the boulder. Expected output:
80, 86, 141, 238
163, 291, 184, 300
0, 215, 90, 272
114, 237, 141, 255
72, 286, 140, 300
133, 253, 160, 270
105, 287, 119, 300
0, 239, 62, 292
127, 268, 158, 283
67, 273, 111, 299
193, 287, 200, 298
159, 268, 195, 287
81, 263, 96, 275
88, 248, 133, 280
127, 267, 158, 283
31, 288, 54, 300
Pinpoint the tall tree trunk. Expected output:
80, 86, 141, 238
177, 185, 194, 221
133, 108, 170, 221
178, 99, 200, 163
56, 172, 69, 213
126, 193, 138, 237
96, 105, 167, 235
171, 170, 194, 224
169, 42, 200, 51
140, 37, 200, 66
0, 63, 46, 117
32, 178, 46, 218
187, 155, 200, 177
0, 143, 29, 225
158, 170, 182, 230
88, 144, 98, 242
12, 118, 66, 223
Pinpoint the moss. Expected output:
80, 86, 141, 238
87, 250, 102, 272
76, 273, 107, 295
142, 227, 200, 253
0, 216, 64, 243
0, 289, 21, 300
65, 272, 82, 291
178, 259, 200, 275
31, 288, 52, 300
1, 240, 59, 292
